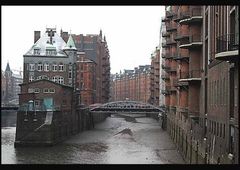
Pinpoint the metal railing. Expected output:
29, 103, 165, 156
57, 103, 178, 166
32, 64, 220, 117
216, 33, 239, 53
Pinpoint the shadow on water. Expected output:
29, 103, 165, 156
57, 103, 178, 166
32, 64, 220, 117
1, 110, 17, 127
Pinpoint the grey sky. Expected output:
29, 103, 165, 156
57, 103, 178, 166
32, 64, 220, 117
2, 6, 165, 74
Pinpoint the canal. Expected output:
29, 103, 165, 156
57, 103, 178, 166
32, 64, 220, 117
1, 111, 185, 164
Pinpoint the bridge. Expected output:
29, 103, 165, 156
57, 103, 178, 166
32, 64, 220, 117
1, 106, 19, 111
90, 100, 164, 114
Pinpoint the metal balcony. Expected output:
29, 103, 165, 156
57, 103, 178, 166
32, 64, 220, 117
174, 32, 189, 41
179, 7, 203, 25
215, 33, 239, 61
166, 23, 177, 32
179, 34, 202, 49
161, 74, 170, 81
166, 38, 177, 45
162, 31, 170, 37
161, 16, 170, 22
179, 70, 202, 81
161, 64, 170, 70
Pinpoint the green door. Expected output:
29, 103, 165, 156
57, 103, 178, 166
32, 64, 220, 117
43, 98, 53, 111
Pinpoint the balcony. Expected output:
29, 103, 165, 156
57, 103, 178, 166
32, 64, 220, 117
179, 7, 202, 25
161, 64, 170, 70
161, 74, 170, 81
166, 11, 174, 18
166, 67, 177, 73
173, 78, 189, 87
166, 22, 177, 32
161, 16, 170, 22
174, 32, 189, 41
179, 70, 202, 81
215, 33, 239, 61
179, 34, 202, 49
162, 31, 170, 37
173, 53, 189, 61
162, 42, 169, 48
173, 9, 191, 22
161, 86, 171, 95
166, 38, 177, 45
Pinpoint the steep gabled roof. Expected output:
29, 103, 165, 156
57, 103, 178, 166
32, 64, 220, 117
24, 32, 67, 57
63, 34, 77, 50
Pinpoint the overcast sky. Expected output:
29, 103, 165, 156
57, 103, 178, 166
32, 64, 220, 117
2, 6, 165, 74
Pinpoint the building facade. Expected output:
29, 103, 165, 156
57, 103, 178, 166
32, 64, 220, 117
1, 63, 23, 106
149, 47, 160, 107
161, 5, 239, 164
60, 29, 111, 104
111, 65, 151, 103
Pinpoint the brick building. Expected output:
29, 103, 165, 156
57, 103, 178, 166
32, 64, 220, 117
21, 28, 77, 111
1, 63, 23, 106
111, 65, 151, 103
60, 29, 111, 104
149, 47, 160, 106
76, 52, 97, 106
161, 5, 239, 164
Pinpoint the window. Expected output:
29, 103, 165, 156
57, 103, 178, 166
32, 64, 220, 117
44, 63, 49, 72
34, 49, 40, 55
46, 49, 56, 56
29, 64, 35, 71
49, 88, 55, 93
214, 122, 216, 135
38, 63, 43, 71
59, 64, 64, 72
223, 124, 225, 138
28, 88, 34, 93
36, 76, 42, 80
29, 75, 34, 82
34, 88, 40, 93
43, 88, 49, 93
35, 100, 40, 107
59, 76, 64, 84
229, 125, 235, 154
52, 76, 58, 83
52, 64, 58, 71
220, 123, 222, 137
42, 75, 48, 80
68, 65, 72, 78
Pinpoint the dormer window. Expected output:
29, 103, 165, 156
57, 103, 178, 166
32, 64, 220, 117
34, 49, 40, 55
46, 49, 56, 56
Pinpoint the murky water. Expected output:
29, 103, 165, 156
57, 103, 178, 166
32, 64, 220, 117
1, 112, 185, 164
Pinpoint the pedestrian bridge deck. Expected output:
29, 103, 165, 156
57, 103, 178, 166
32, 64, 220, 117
90, 101, 164, 114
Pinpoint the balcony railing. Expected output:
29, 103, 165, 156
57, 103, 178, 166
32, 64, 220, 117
179, 7, 202, 24
161, 64, 170, 70
161, 86, 171, 95
179, 70, 202, 79
216, 33, 239, 54
162, 31, 170, 37
179, 34, 202, 48
161, 74, 170, 80
166, 22, 177, 32
161, 16, 170, 22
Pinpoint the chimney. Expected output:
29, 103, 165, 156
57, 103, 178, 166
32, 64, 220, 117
34, 31, 41, 43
